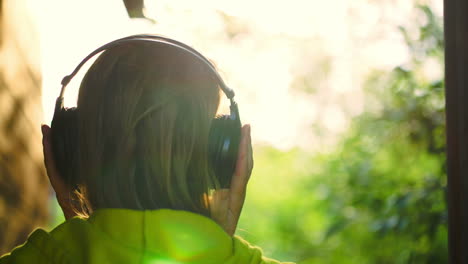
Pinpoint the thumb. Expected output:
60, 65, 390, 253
41, 124, 76, 219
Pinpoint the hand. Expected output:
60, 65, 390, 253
210, 124, 253, 236
41, 124, 77, 220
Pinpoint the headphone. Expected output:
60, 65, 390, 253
51, 34, 241, 189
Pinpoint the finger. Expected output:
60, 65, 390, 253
42, 125, 62, 187
229, 124, 250, 196
41, 125, 71, 197
228, 124, 251, 216
247, 125, 253, 178
209, 189, 230, 221
42, 125, 76, 219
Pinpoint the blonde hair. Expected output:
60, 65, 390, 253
72, 42, 221, 217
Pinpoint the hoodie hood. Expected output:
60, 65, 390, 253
86, 209, 232, 263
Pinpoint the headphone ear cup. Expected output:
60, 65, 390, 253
50, 107, 79, 187
209, 115, 241, 188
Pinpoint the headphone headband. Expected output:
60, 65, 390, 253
57, 34, 235, 107
52, 34, 241, 190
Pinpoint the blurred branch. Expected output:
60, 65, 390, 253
122, 0, 155, 23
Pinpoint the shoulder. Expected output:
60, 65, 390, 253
230, 235, 295, 264
0, 229, 53, 264
0, 218, 88, 264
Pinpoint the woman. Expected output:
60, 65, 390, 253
0, 36, 293, 264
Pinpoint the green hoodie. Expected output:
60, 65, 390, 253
0, 209, 293, 264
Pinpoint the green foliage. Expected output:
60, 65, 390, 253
238, 4, 446, 263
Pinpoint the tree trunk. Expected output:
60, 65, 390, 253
0, 0, 49, 255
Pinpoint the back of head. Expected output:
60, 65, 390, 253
73, 41, 221, 217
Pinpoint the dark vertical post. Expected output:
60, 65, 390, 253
122, 0, 155, 23
122, 0, 145, 18
444, 0, 468, 263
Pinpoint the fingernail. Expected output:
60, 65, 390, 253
41, 124, 47, 135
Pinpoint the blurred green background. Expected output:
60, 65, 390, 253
46, 2, 445, 263
236, 5, 446, 264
